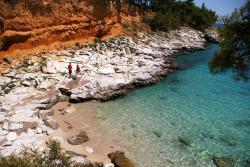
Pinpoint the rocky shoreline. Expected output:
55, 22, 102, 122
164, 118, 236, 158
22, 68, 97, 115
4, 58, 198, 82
0, 27, 216, 165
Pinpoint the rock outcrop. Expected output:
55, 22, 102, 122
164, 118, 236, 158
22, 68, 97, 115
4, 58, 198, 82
205, 28, 219, 43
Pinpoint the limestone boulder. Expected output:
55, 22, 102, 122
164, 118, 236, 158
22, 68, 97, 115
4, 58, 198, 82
67, 131, 89, 145
6, 132, 17, 142
2, 121, 9, 130
99, 67, 115, 75
108, 151, 135, 167
21, 80, 32, 87
44, 118, 59, 130
9, 123, 23, 131
0, 146, 16, 157
0, 77, 11, 87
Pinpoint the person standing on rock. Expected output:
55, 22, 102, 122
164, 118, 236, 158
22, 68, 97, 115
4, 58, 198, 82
76, 64, 81, 78
68, 63, 72, 78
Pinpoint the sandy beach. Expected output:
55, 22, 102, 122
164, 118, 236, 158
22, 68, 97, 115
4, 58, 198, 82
51, 101, 123, 164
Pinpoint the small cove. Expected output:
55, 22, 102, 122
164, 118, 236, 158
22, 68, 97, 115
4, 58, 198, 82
79, 44, 250, 167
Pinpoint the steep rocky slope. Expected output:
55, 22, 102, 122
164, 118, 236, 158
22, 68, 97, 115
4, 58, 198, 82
0, 0, 143, 52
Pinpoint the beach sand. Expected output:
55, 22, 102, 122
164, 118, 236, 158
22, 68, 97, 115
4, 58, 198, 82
51, 101, 122, 164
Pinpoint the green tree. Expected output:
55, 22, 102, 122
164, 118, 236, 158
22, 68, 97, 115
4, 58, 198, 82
144, 0, 217, 31
209, 1, 250, 80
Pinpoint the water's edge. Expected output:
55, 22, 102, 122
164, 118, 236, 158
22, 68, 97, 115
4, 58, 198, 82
82, 44, 250, 167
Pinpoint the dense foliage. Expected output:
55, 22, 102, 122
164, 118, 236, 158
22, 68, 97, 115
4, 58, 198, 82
209, 1, 250, 80
0, 140, 103, 167
127, 0, 217, 31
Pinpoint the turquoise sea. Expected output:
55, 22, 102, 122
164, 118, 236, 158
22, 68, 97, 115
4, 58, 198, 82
86, 44, 250, 167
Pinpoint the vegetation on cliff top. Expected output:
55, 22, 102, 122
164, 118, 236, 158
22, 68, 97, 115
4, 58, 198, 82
209, 1, 250, 80
127, 0, 217, 31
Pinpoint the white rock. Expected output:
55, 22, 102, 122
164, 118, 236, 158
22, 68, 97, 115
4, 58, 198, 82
2, 141, 12, 147
46, 128, 54, 135
85, 146, 94, 154
0, 113, 6, 123
0, 129, 8, 136
9, 123, 23, 131
10, 109, 36, 122
5, 71, 16, 78
2, 121, 9, 130
21, 80, 32, 87
0, 146, 15, 157
6, 132, 17, 142
27, 128, 35, 135
104, 163, 115, 167
136, 73, 152, 81
98, 67, 115, 75
0, 77, 11, 86
15, 132, 37, 147
36, 127, 42, 134
71, 156, 86, 164
139, 48, 155, 55
40, 125, 48, 133
0, 136, 6, 144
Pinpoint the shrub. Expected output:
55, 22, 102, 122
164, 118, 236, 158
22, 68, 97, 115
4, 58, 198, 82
94, 37, 101, 44
23, 59, 29, 66
39, 57, 48, 67
122, 23, 130, 29
0, 139, 104, 167
75, 42, 80, 48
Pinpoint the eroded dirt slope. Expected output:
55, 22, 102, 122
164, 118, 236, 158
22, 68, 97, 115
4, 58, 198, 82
0, 0, 143, 51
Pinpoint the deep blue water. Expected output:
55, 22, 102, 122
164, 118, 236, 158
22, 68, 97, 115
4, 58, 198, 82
87, 44, 250, 167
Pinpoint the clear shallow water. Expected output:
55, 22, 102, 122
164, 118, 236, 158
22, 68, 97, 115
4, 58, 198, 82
86, 45, 250, 167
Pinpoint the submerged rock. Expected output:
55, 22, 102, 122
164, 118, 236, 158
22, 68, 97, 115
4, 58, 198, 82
219, 135, 237, 146
178, 136, 191, 146
108, 151, 135, 167
67, 131, 89, 145
234, 120, 250, 127
245, 158, 250, 167
212, 156, 234, 167
153, 131, 162, 138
